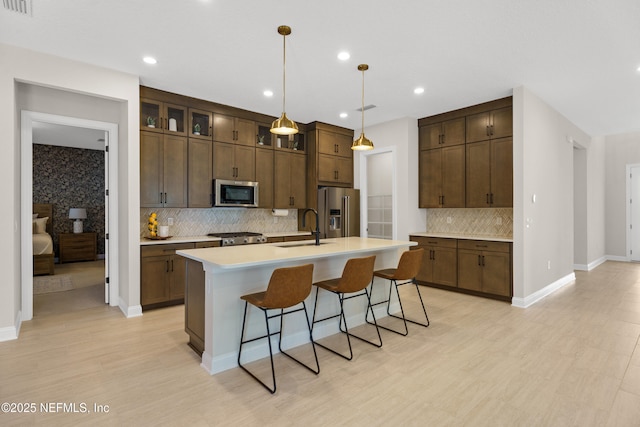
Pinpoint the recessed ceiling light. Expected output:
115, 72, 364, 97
143, 56, 157, 65
414, 87, 425, 94
339, 112, 348, 119
637, 65, 640, 72
263, 90, 274, 97
338, 51, 350, 61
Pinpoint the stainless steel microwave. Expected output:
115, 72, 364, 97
213, 179, 259, 208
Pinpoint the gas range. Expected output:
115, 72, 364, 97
207, 232, 267, 246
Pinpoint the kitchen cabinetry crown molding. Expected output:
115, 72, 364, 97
140, 86, 307, 132
417, 96, 512, 128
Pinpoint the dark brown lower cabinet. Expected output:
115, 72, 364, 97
410, 236, 512, 301
457, 240, 512, 298
412, 237, 457, 287
185, 258, 205, 356
141, 243, 194, 310
183, 240, 221, 356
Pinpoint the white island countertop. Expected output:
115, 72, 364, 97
177, 237, 417, 270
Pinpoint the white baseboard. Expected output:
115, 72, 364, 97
512, 272, 576, 308
0, 310, 22, 342
119, 298, 142, 318
607, 255, 629, 262
574, 256, 607, 271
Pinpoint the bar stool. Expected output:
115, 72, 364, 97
237, 263, 319, 394
311, 255, 382, 360
366, 248, 429, 336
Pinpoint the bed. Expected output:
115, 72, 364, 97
33, 203, 55, 275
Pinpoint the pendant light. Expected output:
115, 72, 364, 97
271, 25, 299, 135
352, 64, 374, 150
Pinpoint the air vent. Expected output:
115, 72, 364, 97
3, 0, 32, 15
356, 104, 376, 112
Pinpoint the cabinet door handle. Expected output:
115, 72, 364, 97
441, 195, 445, 206
486, 125, 490, 136
166, 260, 169, 272
490, 193, 494, 204
482, 255, 486, 266
441, 134, 445, 144
164, 193, 167, 204
486, 193, 490, 204
490, 124, 494, 136
160, 192, 163, 204
431, 249, 435, 260
171, 259, 174, 272
477, 255, 482, 266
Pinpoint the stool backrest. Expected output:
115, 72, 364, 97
337, 255, 376, 293
392, 248, 424, 280
262, 264, 314, 309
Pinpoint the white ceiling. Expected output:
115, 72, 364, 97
32, 122, 105, 151
2, 0, 639, 138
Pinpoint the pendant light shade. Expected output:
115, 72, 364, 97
271, 25, 299, 135
352, 64, 374, 150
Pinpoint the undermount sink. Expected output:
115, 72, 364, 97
274, 241, 333, 248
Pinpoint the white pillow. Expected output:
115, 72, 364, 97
33, 217, 48, 234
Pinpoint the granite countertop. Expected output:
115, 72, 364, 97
409, 232, 513, 243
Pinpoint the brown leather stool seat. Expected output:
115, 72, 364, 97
367, 248, 429, 336
238, 263, 319, 393
311, 255, 382, 360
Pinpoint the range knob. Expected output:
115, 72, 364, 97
243, 237, 249, 244
223, 238, 235, 245
257, 236, 267, 243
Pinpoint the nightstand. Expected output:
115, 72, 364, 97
59, 232, 97, 263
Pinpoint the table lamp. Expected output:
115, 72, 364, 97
69, 208, 87, 233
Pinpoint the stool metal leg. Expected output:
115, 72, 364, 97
237, 302, 277, 393
277, 302, 320, 375
238, 301, 320, 394
312, 286, 383, 361
367, 277, 430, 335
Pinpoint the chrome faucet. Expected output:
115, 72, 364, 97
302, 208, 321, 246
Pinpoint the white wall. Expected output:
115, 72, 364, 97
573, 147, 588, 267
604, 132, 640, 258
0, 43, 140, 340
586, 136, 606, 266
353, 117, 425, 240
513, 86, 591, 304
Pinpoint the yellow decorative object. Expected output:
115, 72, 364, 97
148, 212, 158, 237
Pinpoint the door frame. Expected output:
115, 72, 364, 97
21, 111, 119, 320
627, 163, 640, 262
358, 146, 397, 240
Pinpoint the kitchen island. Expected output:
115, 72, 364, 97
177, 237, 416, 374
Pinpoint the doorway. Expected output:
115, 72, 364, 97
629, 164, 640, 262
21, 111, 119, 321
359, 148, 396, 239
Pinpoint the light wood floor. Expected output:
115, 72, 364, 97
2, 261, 640, 426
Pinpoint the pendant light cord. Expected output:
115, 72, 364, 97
361, 68, 365, 132
282, 33, 286, 114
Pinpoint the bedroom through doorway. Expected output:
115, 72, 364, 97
21, 111, 119, 322
31, 122, 107, 316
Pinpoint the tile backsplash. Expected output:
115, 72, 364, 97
427, 208, 513, 238
140, 208, 299, 237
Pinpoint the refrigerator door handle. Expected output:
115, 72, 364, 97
343, 196, 349, 237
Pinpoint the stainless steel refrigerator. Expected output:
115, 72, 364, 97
317, 187, 360, 238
